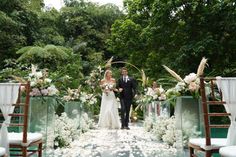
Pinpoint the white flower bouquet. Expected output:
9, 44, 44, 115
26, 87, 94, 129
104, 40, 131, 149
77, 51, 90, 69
164, 57, 207, 98
28, 65, 59, 96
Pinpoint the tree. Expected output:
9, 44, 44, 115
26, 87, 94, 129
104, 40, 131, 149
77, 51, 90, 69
0, 0, 42, 68
0, 11, 26, 68
109, 0, 236, 79
16, 45, 71, 69
34, 9, 65, 46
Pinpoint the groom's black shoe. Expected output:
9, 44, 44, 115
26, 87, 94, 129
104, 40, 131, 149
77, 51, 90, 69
124, 126, 130, 130
121, 126, 125, 129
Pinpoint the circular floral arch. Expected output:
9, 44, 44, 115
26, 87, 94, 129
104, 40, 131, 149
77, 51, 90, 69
105, 57, 147, 87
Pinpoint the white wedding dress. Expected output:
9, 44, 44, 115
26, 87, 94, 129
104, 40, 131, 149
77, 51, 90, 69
98, 83, 121, 129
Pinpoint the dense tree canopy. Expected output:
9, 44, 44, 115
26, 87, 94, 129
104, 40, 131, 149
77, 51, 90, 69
108, 0, 236, 79
0, 0, 122, 69
1, 0, 236, 84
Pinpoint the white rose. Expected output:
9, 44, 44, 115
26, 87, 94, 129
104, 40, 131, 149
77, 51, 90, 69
45, 78, 52, 83
184, 73, 197, 84
80, 96, 86, 103
47, 85, 59, 95
175, 82, 186, 92
188, 82, 199, 92
30, 81, 36, 87
35, 71, 43, 78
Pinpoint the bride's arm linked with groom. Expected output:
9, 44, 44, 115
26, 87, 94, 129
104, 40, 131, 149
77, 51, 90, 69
98, 68, 137, 130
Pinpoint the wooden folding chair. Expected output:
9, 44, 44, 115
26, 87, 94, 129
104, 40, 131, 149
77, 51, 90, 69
0, 82, 43, 157
188, 77, 230, 157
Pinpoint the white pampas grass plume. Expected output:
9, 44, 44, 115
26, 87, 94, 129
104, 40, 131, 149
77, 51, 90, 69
197, 57, 208, 77
31, 64, 38, 74
141, 69, 147, 87
105, 56, 113, 69
163, 65, 184, 82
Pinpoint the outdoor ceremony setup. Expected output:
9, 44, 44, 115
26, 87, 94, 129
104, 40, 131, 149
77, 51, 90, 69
1, 0, 236, 157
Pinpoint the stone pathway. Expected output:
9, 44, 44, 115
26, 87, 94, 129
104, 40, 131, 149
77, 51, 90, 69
52, 123, 185, 157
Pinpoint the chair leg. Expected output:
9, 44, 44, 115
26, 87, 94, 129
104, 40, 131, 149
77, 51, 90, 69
205, 151, 211, 157
189, 146, 194, 157
22, 147, 27, 157
38, 143, 42, 157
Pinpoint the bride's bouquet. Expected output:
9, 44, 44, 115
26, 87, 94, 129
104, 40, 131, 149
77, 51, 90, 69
101, 83, 115, 96
104, 83, 114, 90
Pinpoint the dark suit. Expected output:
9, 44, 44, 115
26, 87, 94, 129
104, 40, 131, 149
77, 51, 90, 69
118, 76, 136, 127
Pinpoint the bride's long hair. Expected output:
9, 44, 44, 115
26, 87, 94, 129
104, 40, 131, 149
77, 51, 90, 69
103, 69, 112, 80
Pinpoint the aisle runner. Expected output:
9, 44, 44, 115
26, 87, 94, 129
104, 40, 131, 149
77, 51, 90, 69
53, 124, 177, 157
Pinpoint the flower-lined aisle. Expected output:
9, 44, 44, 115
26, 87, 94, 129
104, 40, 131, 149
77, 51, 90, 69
50, 124, 180, 157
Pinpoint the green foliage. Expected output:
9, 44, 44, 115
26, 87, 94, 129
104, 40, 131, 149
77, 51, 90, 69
0, 0, 41, 68
0, 59, 29, 82
59, 1, 122, 59
27, 0, 44, 11
0, 11, 26, 67
109, 0, 236, 79
35, 9, 65, 46
51, 53, 83, 91
16, 45, 71, 69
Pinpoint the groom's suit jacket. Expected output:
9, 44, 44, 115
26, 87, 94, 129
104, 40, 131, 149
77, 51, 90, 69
118, 76, 136, 100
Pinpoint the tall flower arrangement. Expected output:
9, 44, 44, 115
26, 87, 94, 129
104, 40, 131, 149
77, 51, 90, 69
163, 57, 207, 98
146, 85, 167, 101
85, 65, 104, 91
136, 86, 167, 111
28, 65, 59, 96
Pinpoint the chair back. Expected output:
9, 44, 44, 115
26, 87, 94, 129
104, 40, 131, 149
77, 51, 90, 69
200, 77, 230, 146
0, 82, 30, 144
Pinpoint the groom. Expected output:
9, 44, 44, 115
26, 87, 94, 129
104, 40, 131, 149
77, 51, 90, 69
118, 67, 136, 130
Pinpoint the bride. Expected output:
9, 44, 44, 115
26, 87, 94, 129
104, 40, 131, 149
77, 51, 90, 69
98, 69, 121, 129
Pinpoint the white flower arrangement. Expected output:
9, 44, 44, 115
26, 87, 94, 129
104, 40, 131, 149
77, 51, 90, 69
164, 57, 207, 98
54, 112, 80, 147
54, 112, 94, 148
143, 113, 155, 132
63, 87, 81, 101
63, 87, 98, 106
136, 85, 167, 112
152, 116, 176, 142
166, 73, 200, 97
85, 66, 104, 89
146, 85, 167, 101
146, 115, 200, 148
28, 64, 59, 96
